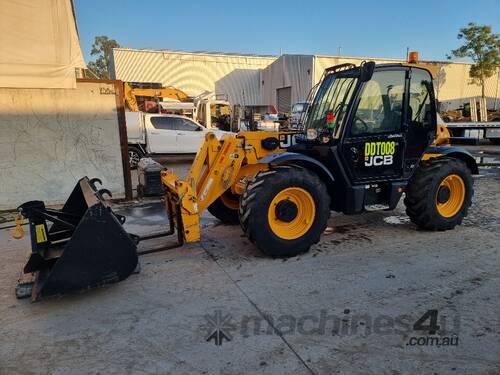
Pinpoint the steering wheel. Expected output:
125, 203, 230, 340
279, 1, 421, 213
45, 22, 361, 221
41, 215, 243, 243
354, 116, 369, 133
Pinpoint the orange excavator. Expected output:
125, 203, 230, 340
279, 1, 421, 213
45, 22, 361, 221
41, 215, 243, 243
123, 82, 190, 112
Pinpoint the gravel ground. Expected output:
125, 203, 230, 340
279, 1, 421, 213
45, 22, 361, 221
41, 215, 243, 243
0, 153, 498, 374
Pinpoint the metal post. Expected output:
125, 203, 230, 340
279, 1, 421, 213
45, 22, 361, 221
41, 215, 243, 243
494, 69, 499, 111
470, 98, 478, 122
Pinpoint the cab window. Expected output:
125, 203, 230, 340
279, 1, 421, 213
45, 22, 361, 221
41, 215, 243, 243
306, 74, 357, 130
409, 69, 433, 130
350, 70, 406, 136
177, 118, 200, 131
150, 116, 176, 130
292, 103, 305, 113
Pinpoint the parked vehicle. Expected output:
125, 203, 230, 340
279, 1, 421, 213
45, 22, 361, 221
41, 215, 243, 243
126, 112, 230, 168
233, 104, 282, 131
194, 91, 232, 130
289, 101, 309, 129
124, 82, 189, 112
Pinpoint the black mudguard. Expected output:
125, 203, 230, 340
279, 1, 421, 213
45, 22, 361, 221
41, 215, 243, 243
258, 152, 335, 185
424, 146, 479, 175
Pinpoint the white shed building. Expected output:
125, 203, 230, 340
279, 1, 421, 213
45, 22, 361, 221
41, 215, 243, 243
110, 48, 499, 113
110, 48, 277, 106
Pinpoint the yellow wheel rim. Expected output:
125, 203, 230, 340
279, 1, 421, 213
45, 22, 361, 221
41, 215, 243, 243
267, 187, 316, 240
220, 192, 240, 210
436, 174, 465, 218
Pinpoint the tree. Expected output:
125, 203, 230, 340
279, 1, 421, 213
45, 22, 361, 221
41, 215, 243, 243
87, 36, 120, 79
434, 63, 447, 103
448, 23, 499, 99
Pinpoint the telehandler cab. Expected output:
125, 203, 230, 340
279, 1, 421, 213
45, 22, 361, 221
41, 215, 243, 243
14, 61, 478, 300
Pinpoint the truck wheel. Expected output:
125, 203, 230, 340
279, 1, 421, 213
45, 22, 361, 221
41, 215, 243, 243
129, 146, 144, 169
207, 191, 240, 224
239, 165, 330, 257
404, 157, 473, 230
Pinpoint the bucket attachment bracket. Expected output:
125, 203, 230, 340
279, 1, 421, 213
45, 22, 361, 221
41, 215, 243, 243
134, 192, 185, 255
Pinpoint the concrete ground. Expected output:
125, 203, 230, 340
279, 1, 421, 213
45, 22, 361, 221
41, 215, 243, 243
0, 144, 499, 374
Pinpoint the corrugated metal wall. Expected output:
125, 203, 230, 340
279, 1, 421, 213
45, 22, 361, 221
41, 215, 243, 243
260, 55, 314, 108
112, 49, 498, 111
313, 56, 399, 84
111, 49, 276, 106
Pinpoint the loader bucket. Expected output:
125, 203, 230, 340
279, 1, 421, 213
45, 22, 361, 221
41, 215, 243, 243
16, 177, 138, 301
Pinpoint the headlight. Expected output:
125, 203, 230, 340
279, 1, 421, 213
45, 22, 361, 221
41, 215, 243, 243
306, 128, 318, 140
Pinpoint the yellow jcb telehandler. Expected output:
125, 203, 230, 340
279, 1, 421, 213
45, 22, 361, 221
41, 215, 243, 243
14, 61, 478, 300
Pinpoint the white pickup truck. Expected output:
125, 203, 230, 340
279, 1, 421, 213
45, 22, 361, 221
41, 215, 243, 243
126, 112, 229, 168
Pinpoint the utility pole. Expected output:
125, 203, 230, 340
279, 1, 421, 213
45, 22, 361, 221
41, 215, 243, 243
337, 46, 342, 56
406, 47, 410, 61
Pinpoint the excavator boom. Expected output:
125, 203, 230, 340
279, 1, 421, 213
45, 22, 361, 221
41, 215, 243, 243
124, 82, 189, 112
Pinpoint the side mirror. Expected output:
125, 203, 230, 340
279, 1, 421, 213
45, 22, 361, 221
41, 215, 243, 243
196, 126, 203, 131
360, 61, 375, 82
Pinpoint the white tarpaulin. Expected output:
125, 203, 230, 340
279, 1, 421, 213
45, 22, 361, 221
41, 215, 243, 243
0, 0, 86, 89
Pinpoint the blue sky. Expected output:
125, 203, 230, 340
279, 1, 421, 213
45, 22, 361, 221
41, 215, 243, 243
74, 0, 499, 63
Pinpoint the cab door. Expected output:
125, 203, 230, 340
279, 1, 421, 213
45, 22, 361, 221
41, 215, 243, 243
145, 116, 178, 153
340, 67, 408, 183
403, 68, 437, 177
175, 117, 205, 153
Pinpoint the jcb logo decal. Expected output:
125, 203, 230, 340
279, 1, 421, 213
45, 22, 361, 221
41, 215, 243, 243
364, 141, 396, 166
279, 134, 296, 148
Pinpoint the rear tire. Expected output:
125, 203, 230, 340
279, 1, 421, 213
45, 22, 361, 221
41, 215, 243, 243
239, 165, 330, 257
207, 191, 240, 224
404, 157, 473, 230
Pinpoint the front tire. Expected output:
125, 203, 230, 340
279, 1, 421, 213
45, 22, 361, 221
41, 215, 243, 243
207, 191, 240, 224
239, 165, 330, 257
404, 157, 473, 230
